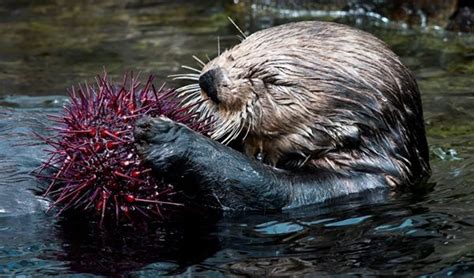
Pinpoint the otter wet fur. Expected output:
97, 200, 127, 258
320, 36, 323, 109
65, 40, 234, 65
134, 21, 431, 210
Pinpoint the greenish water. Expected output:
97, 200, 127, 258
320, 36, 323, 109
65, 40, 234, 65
1, 1, 474, 276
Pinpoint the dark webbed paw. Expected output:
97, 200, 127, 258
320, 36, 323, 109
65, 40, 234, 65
133, 116, 292, 210
134, 116, 194, 173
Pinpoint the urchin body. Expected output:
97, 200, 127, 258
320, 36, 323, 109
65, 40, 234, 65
135, 21, 430, 210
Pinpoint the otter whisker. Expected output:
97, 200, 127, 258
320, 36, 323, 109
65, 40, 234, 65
192, 99, 205, 111
216, 129, 233, 145
217, 35, 221, 56
227, 17, 247, 39
232, 123, 243, 142
178, 88, 199, 97
175, 84, 200, 93
210, 121, 225, 140
179, 96, 200, 107
183, 96, 212, 117
242, 100, 254, 141
213, 113, 242, 145
201, 105, 213, 118
192, 55, 206, 67
236, 117, 246, 140
177, 88, 200, 101
179, 96, 202, 108
226, 122, 239, 142
169, 75, 200, 82
178, 88, 200, 99
177, 89, 199, 97
169, 73, 199, 78
246, 119, 254, 141
181, 65, 202, 73
242, 112, 252, 141
180, 95, 202, 108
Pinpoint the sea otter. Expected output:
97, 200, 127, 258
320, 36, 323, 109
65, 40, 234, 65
134, 21, 430, 210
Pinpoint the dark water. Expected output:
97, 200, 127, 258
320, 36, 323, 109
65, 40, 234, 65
1, 1, 474, 276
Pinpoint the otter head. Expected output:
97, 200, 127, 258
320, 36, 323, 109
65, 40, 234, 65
174, 37, 319, 164
175, 49, 273, 146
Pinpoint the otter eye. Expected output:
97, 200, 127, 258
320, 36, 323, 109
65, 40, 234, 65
228, 55, 235, 62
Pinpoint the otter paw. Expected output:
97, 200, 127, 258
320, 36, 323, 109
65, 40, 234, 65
134, 116, 192, 172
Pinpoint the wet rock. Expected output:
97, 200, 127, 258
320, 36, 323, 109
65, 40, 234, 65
447, 4, 474, 33
235, 0, 473, 32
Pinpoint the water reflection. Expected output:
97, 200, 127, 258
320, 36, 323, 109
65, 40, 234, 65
55, 211, 221, 276
197, 194, 446, 276
40, 190, 453, 276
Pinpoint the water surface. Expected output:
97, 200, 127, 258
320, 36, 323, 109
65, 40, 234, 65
1, 1, 474, 276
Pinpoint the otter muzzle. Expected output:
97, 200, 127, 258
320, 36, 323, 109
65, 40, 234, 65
199, 69, 220, 104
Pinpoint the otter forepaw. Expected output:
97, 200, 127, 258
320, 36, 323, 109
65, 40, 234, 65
134, 116, 193, 173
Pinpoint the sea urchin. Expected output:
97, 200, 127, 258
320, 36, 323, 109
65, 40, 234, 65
36, 72, 209, 224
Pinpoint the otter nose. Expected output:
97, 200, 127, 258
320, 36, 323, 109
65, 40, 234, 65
199, 69, 220, 104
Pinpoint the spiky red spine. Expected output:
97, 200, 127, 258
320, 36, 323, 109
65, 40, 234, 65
35, 72, 209, 224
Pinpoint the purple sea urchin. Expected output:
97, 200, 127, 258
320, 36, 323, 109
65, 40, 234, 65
36, 72, 209, 224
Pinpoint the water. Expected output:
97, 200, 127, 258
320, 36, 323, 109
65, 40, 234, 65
1, 1, 474, 276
